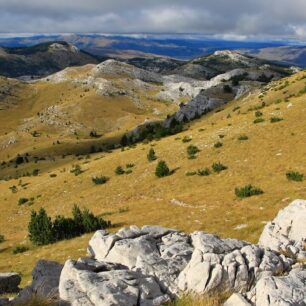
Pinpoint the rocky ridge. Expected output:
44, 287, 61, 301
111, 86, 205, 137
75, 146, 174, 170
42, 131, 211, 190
2, 199, 305, 306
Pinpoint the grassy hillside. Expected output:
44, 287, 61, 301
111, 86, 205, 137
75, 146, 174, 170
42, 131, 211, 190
0, 70, 305, 288
0, 65, 180, 172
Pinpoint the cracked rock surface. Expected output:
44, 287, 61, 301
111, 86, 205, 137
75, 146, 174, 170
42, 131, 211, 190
259, 199, 306, 260
9, 200, 306, 306
60, 222, 301, 305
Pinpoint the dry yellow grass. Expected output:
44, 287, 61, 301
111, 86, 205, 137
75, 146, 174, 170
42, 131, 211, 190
0, 71, 305, 287
166, 292, 231, 306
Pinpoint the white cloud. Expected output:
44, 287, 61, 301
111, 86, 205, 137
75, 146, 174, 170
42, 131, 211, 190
0, 0, 306, 39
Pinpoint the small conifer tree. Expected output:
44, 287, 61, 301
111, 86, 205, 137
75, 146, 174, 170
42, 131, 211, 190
147, 148, 157, 161
155, 160, 170, 178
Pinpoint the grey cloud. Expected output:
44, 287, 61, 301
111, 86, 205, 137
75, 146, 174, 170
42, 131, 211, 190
0, 0, 306, 39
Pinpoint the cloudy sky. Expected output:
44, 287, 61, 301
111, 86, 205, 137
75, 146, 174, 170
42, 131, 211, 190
0, 0, 306, 40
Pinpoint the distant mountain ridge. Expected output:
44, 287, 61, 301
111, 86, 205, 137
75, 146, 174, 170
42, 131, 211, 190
0, 41, 105, 78
0, 34, 304, 66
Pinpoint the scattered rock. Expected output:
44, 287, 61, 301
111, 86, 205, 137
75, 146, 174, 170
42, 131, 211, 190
12, 260, 63, 304
0, 273, 21, 294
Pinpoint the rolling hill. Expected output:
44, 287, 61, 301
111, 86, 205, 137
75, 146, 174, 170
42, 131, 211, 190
0, 59, 305, 288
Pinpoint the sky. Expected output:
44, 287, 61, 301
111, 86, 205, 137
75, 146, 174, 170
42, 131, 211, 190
0, 0, 306, 40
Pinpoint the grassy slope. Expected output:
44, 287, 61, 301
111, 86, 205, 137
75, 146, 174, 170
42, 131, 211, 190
0, 71, 305, 288
0, 71, 178, 165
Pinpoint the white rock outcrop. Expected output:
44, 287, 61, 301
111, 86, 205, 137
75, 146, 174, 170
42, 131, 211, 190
259, 199, 306, 259
60, 225, 298, 305
10, 200, 306, 306
247, 268, 306, 306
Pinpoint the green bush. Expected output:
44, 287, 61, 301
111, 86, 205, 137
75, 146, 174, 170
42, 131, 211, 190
238, 135, 248, 141
286, 171, 304, 182
212, 162, 228, 173
126, 163, 135, 168
147, 148, 157, 161
255, 111, 263, 117
121, 119, 184, 146
270, 117, 283, 123
12, 245, 29, 254
197, 168, 211, 176
0, 234, 4, 243
187, 145, 200, 159
115, 166, 125, 175
214, 142, 223, 148
155, 160, 171, 178
92, 176, 109, 185
18, 198, 29, 205
182, 136, 192, 143
253, 118, 265, 124
28, 206, 111, 246
70, 165, 83, 176
235, 185, 264, 198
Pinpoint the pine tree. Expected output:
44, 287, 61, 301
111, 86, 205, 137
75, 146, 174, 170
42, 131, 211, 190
147, 148, 157, 161
28, 208, 54, 245
155, 160, 170, 178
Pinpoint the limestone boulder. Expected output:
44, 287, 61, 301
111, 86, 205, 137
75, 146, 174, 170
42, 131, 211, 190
259, 199, 306, 258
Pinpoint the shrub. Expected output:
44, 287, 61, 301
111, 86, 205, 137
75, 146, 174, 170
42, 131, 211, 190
147, 148, 157, 161
197, 168, 211, 176
121, 119, 184, 146
12, 245, 29, 254
182, 136, 192, 143
0, 234, 4, 243
70, 165, 83, 176
255, 111, 263, 117
155, 160, 171, 178
187, 145, 200, 159
115, 166, 125, 175
32, 169, 40, 176
126, 163, 135, 168
235, 185, 264, 198
214, 141, 223, 148
238, 135, 248, 141
253, 118, 265, 124
212, 162, 228, 173
89, 130, 100, 138
286, 171, 304, 182
28, 205, 110, 246
270, 117, 283, 123
18, 197, 29, 205
92, 176, 109, 185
